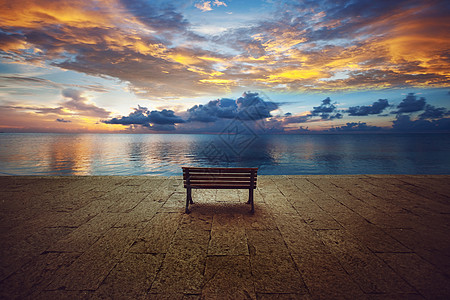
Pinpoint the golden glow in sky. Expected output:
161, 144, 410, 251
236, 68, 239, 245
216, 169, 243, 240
0, 0, 449, 133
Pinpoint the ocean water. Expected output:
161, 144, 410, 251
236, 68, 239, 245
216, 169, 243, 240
0, 133, 449, 176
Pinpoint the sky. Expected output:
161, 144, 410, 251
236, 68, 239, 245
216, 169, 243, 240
0, 0, 449, 134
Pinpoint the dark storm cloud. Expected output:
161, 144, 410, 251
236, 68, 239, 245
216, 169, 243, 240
187, 98, 236, 122
282, 115, 311, 124
347, 99, 390, 116
418, 104, 449, 120
392, 115, 450, 131
187, 92, 279, 122
62, 89, 110, 118
103, 105, 185, 130
148, 109, 186, 125
310, 97, 342, 120
56, 118, 71, 123
236, 92, 279, 120
328, 122, 383, 132
392, 93, 426, 114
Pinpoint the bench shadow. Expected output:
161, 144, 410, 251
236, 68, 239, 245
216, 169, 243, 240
187, 202, 255, 215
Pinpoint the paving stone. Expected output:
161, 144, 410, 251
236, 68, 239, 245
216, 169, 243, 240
301, 211, 342, 230
160, 192, 186, 212
48, 212, 122, 252
0, 252, 80, 299
104, 191, 148, 213
112, 198, 162, 229
47, 227, 139, 291
317, 230, 415, 294
256, 293, 313, 299
34, 290, 94, 300
385, 228, 450, 276
0, 176, 449, 299
202, 255, 256, 299
149, 228, 210, 294
241, 203, 278, 230
367, 294, 424, 300
246, 230, 307, 294
179, 210, 213, 231
129, 212, 182, 254
260, 189, 299, 216
208, 214, 248, 256
274, 215, 365, 299
94, 253, 164, 299
376, 252, 450, 299
332, 212, 411, 253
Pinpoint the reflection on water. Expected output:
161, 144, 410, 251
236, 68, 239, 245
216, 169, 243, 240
0, 133, 449, 176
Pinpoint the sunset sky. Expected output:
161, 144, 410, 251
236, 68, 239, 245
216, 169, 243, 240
0, 0, 449, 133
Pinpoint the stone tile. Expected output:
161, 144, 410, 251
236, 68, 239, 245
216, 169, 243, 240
385, 228, 450, 276
246, 230, 307, 294
332, 212, 411, 253
256, 293, 312, 299
301, 211, 341, 230
47, 227, 139, 291
1, 176, 449, 299
317, 230, 414, 294
0, 252, 80, 299
94, 253, 164, 299
208, 214, 248, 256
241, 203, 278, 230
129, 212, 182, 254
367, 294, 424, 300
179, 210, 213, 231
47, 212, 122, 252
34, 290, 94, 300
274, 214, 365, 298
202, 255, 256, 299
377, 252, 450, 299
160, 191, 186, 212
149, 228, 210, 294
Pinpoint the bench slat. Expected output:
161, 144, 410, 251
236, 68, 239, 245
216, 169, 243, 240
187, 181, 255, 186
183, 167, 257, 174
185, 175, 251, 182
183, 173, 255, 179
184, 185, 256, 189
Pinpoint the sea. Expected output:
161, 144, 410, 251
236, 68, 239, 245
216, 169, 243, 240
0, 133, 449, 176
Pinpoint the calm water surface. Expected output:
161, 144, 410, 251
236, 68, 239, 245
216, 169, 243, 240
0, 133, 449, 176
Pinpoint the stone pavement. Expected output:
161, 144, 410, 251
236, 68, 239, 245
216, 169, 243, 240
0, 175, 449, 299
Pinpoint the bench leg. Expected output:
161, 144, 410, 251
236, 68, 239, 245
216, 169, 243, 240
248, 188, 254, 213
185, 187, 192, 214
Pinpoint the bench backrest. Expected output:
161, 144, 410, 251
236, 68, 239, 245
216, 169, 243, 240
182, 167, 258, 189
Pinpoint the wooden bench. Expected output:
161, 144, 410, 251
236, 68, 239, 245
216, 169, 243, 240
182, 167, 258, 214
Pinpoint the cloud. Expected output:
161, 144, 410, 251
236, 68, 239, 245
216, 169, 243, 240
392, 93, 426, 114
195, 1, 213, 12
236, 92, 279, 120
310, 97, 342, 119
419, 104, 449, 120
282, 115, 311, 124
187, 92, 279, 122
103, 105, 185, 131
2, 0, 449, 100
195, 0, 227, 12
392, 115, 450, 132
347, 99, 390, 116
328, 122, 383, 132
61, 89, 110, 118
0, 104, 67, 115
